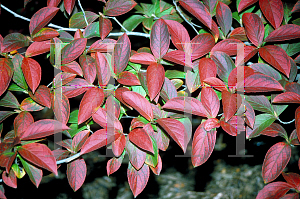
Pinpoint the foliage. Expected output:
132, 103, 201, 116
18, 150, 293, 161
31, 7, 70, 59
0, 0, 300, 198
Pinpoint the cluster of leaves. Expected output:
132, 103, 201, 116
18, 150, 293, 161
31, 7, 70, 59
0, 0, 300, 198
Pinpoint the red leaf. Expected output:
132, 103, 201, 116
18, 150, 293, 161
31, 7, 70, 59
242, 13, 264, 47
164, 20, 190, 51
126, 137, 146, 170
282, 172, 300, 191
280, 193, 300, 199
235, 46, 258, 66
20, 97, 44, 111
161, 77, 178, 101
88, 38, 116, 53
61, 61, 83, 76
216, 2, 232, 36
202, 118, 220, 131
67, 158, 86, 191
117, 71, 140, 86
18, 143, 58, 175
191, 33, 215, 60
2, 170, 17, 189
262, 142, 291, 183
150, 19, 170, 59
296, 107, 300, 142
0, 185, 6, 199
202, 0, 217, 14
210, 20, 220, 42
104, 0, 137, 16
264, 24, 300, 42
127, 162, 150, 198
14, 111, 34, 138
238, 0, 258, 12
25, 40, 51, 57
79, 55, 96, 84
147, 63, 165, 101
229, 27, 248, 41
162, 96, 208, 117
150, 154, 162, 175
203, 77, 227, 92
156, 118, 188, 153
0, 58, 13, 97
51, 91, 70, 124
20, 119, 69, 140
228, 66, 255, 91
129, 128, 154, 153
0, 152, 16, 174
163, 50, 192, 68
129, 52, 156, 65
114, 33, 131, 75
47, 0, 62, 7
211, 39, 244, 56
21, 57, 41, 93
259, 0, 283, 29
198, 58, 217, 84
292, 1, 300, 13
2, 33, 30, 53
256, 182, 293, 199
273, 92, 300, 103
62, 78, 89, 98
261, 123, 287, 138
61, 38, 87, 65
112, 134, 126, 157
122, 91, 153, 121
107, 154, 124, 176
78, 87, 104, 124
29, 85, 51, 108
192, 124, 216, 167
222, 91, 242, 122
201, 87, 220, 118
99, 16, 112, 40
53, 72, 76, 87
178, 0, 212, 29
64, 0, 75, 15
95, 52, 110, 86
115, 87, 132, 109
72, 130, 89, 152
32, 28, 59, 42
29, 7, 60, 35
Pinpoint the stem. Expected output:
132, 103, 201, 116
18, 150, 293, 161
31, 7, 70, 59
173, 0, 199, 35
108, 16, 129, 32
277, 117, 295, 125
77, 0, 89, 26
56, 153, 81, 165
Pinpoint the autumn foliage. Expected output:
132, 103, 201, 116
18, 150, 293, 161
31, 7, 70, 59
1, 0, 300, 198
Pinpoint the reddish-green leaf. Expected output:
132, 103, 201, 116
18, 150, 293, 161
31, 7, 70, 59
31, 28, 59, 42
117, 71, 140, 86
282, 172, 300, 191
79, 55, 96, 85
160, 77, 178, 101
0, 152, 16, 174
126, 138, 147, 170
62, 78, 90, 98
78, 87, 104, 124
178, 0, 212, 29
244, 100, 255, 128
0, 59, 13, 97
2, 33, 30, 53
257, 182, 293, 199
21, 57, 41, 93
95, 52, 110, 86
114, 33, 131, 75
211, 39, 243, 56
20, 119, 70, 140
264, 24, 300, 42
67, 158, 86, 191
203, 77, 227, 92
61, 38, 87, 65
0, 185, 6, 199
127, 162, 149, 198
150, 154, 162, 175
18, 143, 58, 175
19, 155, 43, 188
12, 54, 28, 90
104, 0, 137, 16
238, 0, 258, 12
129, 128, 154, 153
20, 97, 44, 111
156, 118, 188, 153
211, 51, 235, 83
0, 91, 19, 109
242, 13, 264, 47
64, 0, 75, 15
229, 27, 248, 41
216, 2, 232, 36
122, 91, 153, 121
147, 63, 165, 101
14, 111, 34, 138
69, 11, 98, 28
0, 111, 15, 123
201, 87, 220, 118
150, 18, 169, 59
191, 33, 215, 60
29, 85, 51, 108
51, 91, 70, 124
192, 124, 216, 167
202, 0, 218, 14
99, 16, 112, 40
2, 169, 17, 189
129, 52, 156, 65
262, 142, 291, 183
29, 7, 60, 35
25, 40, 51, 57
259, 0, 283, 29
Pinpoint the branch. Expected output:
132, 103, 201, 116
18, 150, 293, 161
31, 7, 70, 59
56, 152, 81, 165
107, 16, 129, 32
0, 4, 150, 38
277, 117, 295, 125
173, 0, 199, 35
77, 0, 88, 26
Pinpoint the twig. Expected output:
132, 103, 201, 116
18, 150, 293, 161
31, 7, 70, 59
173, 0, 199, 35
77, 0, 89, 26
56, 152, 81, 165
277, 117, 295, 125
108, 16, 129, 32
47, 81, 53, 88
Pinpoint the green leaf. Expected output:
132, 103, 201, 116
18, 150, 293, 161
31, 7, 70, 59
69, 11, 98, 29
247, 114, 277, 139
145, 136, 158, 167
165, 70, 186, 79
8, 83, 28, 93
0, 91, 20, 108
142, 17, 154, 30
292, 18, 300, 26
140, 3, 155, 17
245, 95, 274, 115
12, 54, 28, 90
68, 110, 79, 124
83, 22, 100, 39
122, 15, 145, 31
0, 111, 15, 123
131, 85, 147, 97
19, 155, 42, 188
68, 123, 87, 138
280, 42, 300, 57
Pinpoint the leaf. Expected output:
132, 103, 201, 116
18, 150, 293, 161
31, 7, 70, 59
292, 1, 300, 13
256, 182, 293, 199
28, 85, 51, 108
238, 0, 259, 12
64, 0, 75, 15
51, 90, 70, 124
246, 114, 277, 139
25, 40, 51, 57
156, 118, 188, 153
61, 61, 83, 76
242, 13, 264, 47
122, 15, 145, 32
211, 51, 235, 83
79, 55, 96, 85
104, 0, 137, 16
31, 28, 59, 42
21, 57, 41, 93
117, 71, 140, 86
273, 92, 300, 104
201, 87, 220, 118
222, 91, 242, 122
2, 169, 17, 189
12, 54, 27, 90
20, 97, 44, 112
282, 172, 300, 191
19, 155, 42, 188
0, 59, 13, 97
192, 124, 216, 167
78, 87, 104, 124
0, 91, 19, 108
150, 18, 170, 59
216, 2, 232, 36
107, 151, 125, 176
163, 50, 192, 68
160, 77, 178, 101
191, 34, 215, 60
178, 0, 212, 29
83, 22, 100, 39
126, 137, 147, 170
95, 52, 110, 86
260, 123, 287, 138
18, 143, 57, 175
229, 27, 248, 41
147, 63, 165, 101
112, 134, 126, 157
69, 11, 98, 28
245, 95, 273, 115
220, 116, 244, 136
259, 0, 283, 29
61, 38, 87, 65
0, 185, 6, 199
114, 33, 131, 75
122, 91, 153, 121
29, 7, 60, 35
296, 107, 300, 143
211, 39, 244, 57
129, 128, 154, 153
264, 24, 300, 42
67, 158, 86, 191
0, 111, 15, 123
2, 33, 30, 53
129, 52, 156, 65
280, 193, 299, 199
262, 142, 291, 183
20, 119, 70, 140
250, 63, 281, 81
99, 16, 112, 40
88, 38, 116, 53
14, 111, 34, 138
127, 162, 150, 198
